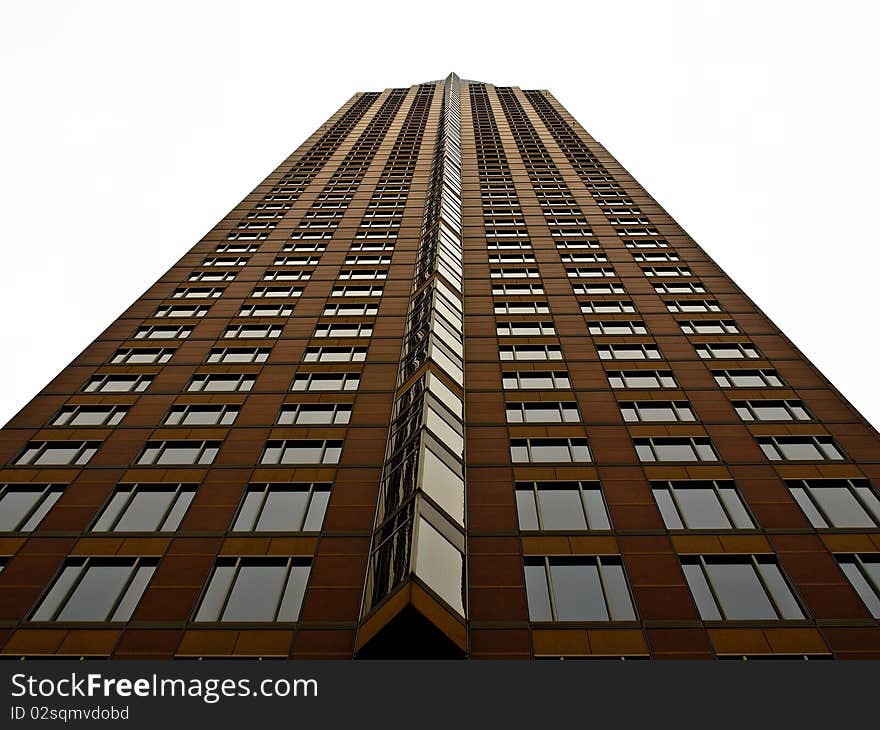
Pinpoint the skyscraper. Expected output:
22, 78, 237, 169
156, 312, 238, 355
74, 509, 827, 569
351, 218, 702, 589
1, 73, 878, 659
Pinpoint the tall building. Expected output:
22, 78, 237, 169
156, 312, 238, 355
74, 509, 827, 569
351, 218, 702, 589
1, 74, 878, 660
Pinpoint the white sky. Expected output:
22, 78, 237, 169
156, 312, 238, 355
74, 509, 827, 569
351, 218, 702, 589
1, 0, 878, 429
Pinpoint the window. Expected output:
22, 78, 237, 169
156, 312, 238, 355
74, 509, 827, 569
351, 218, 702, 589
215, 243, 259, 253
736, 400, 811, 422
134, 325, 192, 340
291, 373, 360, 391
580, 300, 635, 314
632, 251, 680, 262
281, 243, 325, 253
263, 270, 312, 282
620, 401, 696, 422
303, 347, 366, 363
164, 405, 240, 426
136, 441, 220, 465
524, 557, 636, 621
679, 320, 739, 335
31, 557, 158, 622
652, 281, 706, 295
261, 440, 342, 465
572, 283, 625, 295
787, 479, 880, 528
206, 347, 270, 364
634, 437, 718, 462
712, 369, 784, 388
489, 253, 535, 264
836, 555, 880, 618
15, 442, 99, 466
665, 300, 722, 313
0, 484, 63, 531
111, 348, 174, 365
338, 268, 387, 281
83, 374, 152, 393
491, 267, 540, 279
154, 305, 209, 318
510, 438, 592, 463
277, 403, 351, 425
251, 286, 303, 298
173, 287, 224, 299
757, 436, 845, 461
588, 321, 648, 335
499, 345, 564, 361
556, 240, 600, 250
194, 558, 310, 622
330, 285, 383, 297
502, 371, 571, 390
597, 344, 661, 360
695, 343, 760, 359
624, 239, 668, 249
494, 302, 551, 316
187, 374, 255, 392
496, 321, 556, 336
506, 402, 580, 423
560, 253, 607, 263
516, 482, 610, 530
566, 267, 616, 279
233, 484, 330, 531
201, 256, 248, 267
274, 256, 320, 267
641, 266, 692, 277
322, 303, 379, 316
223, 324, 282, 339
238, 304, 294, 317
607, 370, 677, 389
52, 405, 128, 427
315, 323, 373, 338
92, 484, 196, 531
187, 271, 236, 283
492, 283, 545, 295
681, 555, 804, 620
651, 480, 754, 529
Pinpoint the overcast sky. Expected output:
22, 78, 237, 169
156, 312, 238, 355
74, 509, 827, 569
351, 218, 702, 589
1, 0, 878, 430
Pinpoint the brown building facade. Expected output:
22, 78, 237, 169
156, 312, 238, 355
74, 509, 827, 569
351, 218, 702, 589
0, 74, 879, 659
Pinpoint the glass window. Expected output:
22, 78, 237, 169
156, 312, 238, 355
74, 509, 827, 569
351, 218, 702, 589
712, 369, 784, 388
111, 348, 174, 364
15, 442, 99, 467
291, 373, 360, 391
787, 479, 880, 528
620, 401, 695, 422
682, 555, 804, 621
194, 558, 310, 622
516, 482, 610, 531
510, 439, 591, 463
187, 374, 255, 392
607, 370, 677, 389
260, 440, 342, 465
652, 481, 754, 530
31, 557, 157, 621
206, 348, 271, 364
597, 344, 661, 360
277, 403, 351, 425
0, 484, 64, 531
505, 402, 580, 423
502, 371, 571, 390
524, 557, 636, 622
634, 438, 718, 462
164, 405, 239, 426
136, 441, 219, 465
92, 484, 196, 531
734, 400, 811, 421
52, 405, 128, 427
837, 555, 880, 618
84, 375, 152, 393
233, 484, 330, 532
758, 436, 845, 461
